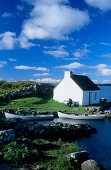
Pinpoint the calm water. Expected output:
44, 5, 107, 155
50, 118, 111, 170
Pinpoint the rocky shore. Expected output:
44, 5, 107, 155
0, 113, 105, 169
2, 104, 111, 119
0, 118, 97, 144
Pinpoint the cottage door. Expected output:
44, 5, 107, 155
89, 92, 92, 105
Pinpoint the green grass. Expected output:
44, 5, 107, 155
39, 139, 81, 170
0, 139, 81, 169
0, 81, 36, 95
0, 97, 86, 113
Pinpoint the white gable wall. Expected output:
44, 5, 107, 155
53, 76, 83, 105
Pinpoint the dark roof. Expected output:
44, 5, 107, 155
71, 74, 100, 91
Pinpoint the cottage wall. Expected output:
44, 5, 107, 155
53, 76, 83, 105
99, 86, 111, 101
82, 90, 100, 106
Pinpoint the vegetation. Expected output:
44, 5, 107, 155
0, 139, 81, 169
1, 141, 29, 164
0, 97, 86, 113
35, 138, 81, 170
0, 81, 36, 95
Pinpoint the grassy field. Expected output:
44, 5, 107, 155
0, 97, 86, 113
0, 81, 86, 113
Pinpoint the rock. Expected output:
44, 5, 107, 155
105, 111, 111, 119
0, 129, 15, 144
35, 165, 45, 170
81, 159, 104, 170
66, 150, 89, 164
67, 156, 81, 169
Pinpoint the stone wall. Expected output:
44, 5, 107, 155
0, 120, 97, 144
0, 129, 15, 144
0, 83, 55, 105
36, 83, 55, 97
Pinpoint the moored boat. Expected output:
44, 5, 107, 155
5, 112, 54, 120
58, 112, 105, 120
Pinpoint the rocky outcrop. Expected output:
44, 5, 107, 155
81, 159, 105, 170
67, 152, 105, 170
13, 121, 97, 141
67, 150, 89, 164
0, 120, 97, 143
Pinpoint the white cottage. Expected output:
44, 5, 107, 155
53, 71, 100, 106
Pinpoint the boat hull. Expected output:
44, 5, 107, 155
58, 112, 105, 120
5, 112, 54, 120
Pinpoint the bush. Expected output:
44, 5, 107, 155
2, 141, 29, 164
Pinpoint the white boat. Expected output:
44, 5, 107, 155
5, 112, 54, 120
58, 112, 105, 120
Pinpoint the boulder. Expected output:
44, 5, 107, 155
105, 111, 111, 119
81, 159, 104, 170
66, 150, 89, 164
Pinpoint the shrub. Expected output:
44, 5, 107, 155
2, 141, 29, 164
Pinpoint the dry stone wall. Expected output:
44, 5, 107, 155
0, 129, 15, 144
0, 83, 55, 105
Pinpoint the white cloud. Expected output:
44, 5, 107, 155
55, 62, 86, 69
99, 53, 111, 58
101, 80, 111, 83
9, 58, 16, 62
100, 42, 111, 46
73, 44, 89, 58
55, 62, 111, 71
97, 68, 111, 76
1, 12, 14, 18
64, 58, 79, 60
93, 79, 111, 84
85, 0, 111, 11
44, 45, 69, 58
92, 79, 99, 83
90, 64, 110, 69
15, 65, 49, 71
19, 35, 36, 49
33, 73, 50, 76
31, 78, 60, 83
20, 0, 90, 47
0, 61, 7, 68
0, 32, 17, 50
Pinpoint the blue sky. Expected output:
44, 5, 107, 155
1, 0, 111, 84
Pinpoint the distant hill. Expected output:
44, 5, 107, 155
0, 81, 36, 95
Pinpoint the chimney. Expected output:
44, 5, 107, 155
64, 71, 72, 78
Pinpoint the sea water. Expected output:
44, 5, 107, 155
53, 118, 111, 170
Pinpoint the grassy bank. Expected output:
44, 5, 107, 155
0, 138, 81, 170
0, 97, 86, 113
39, 139, 81, 170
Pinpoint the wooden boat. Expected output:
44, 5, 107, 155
5, 112, 54, 120
58, 112, 105, 120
